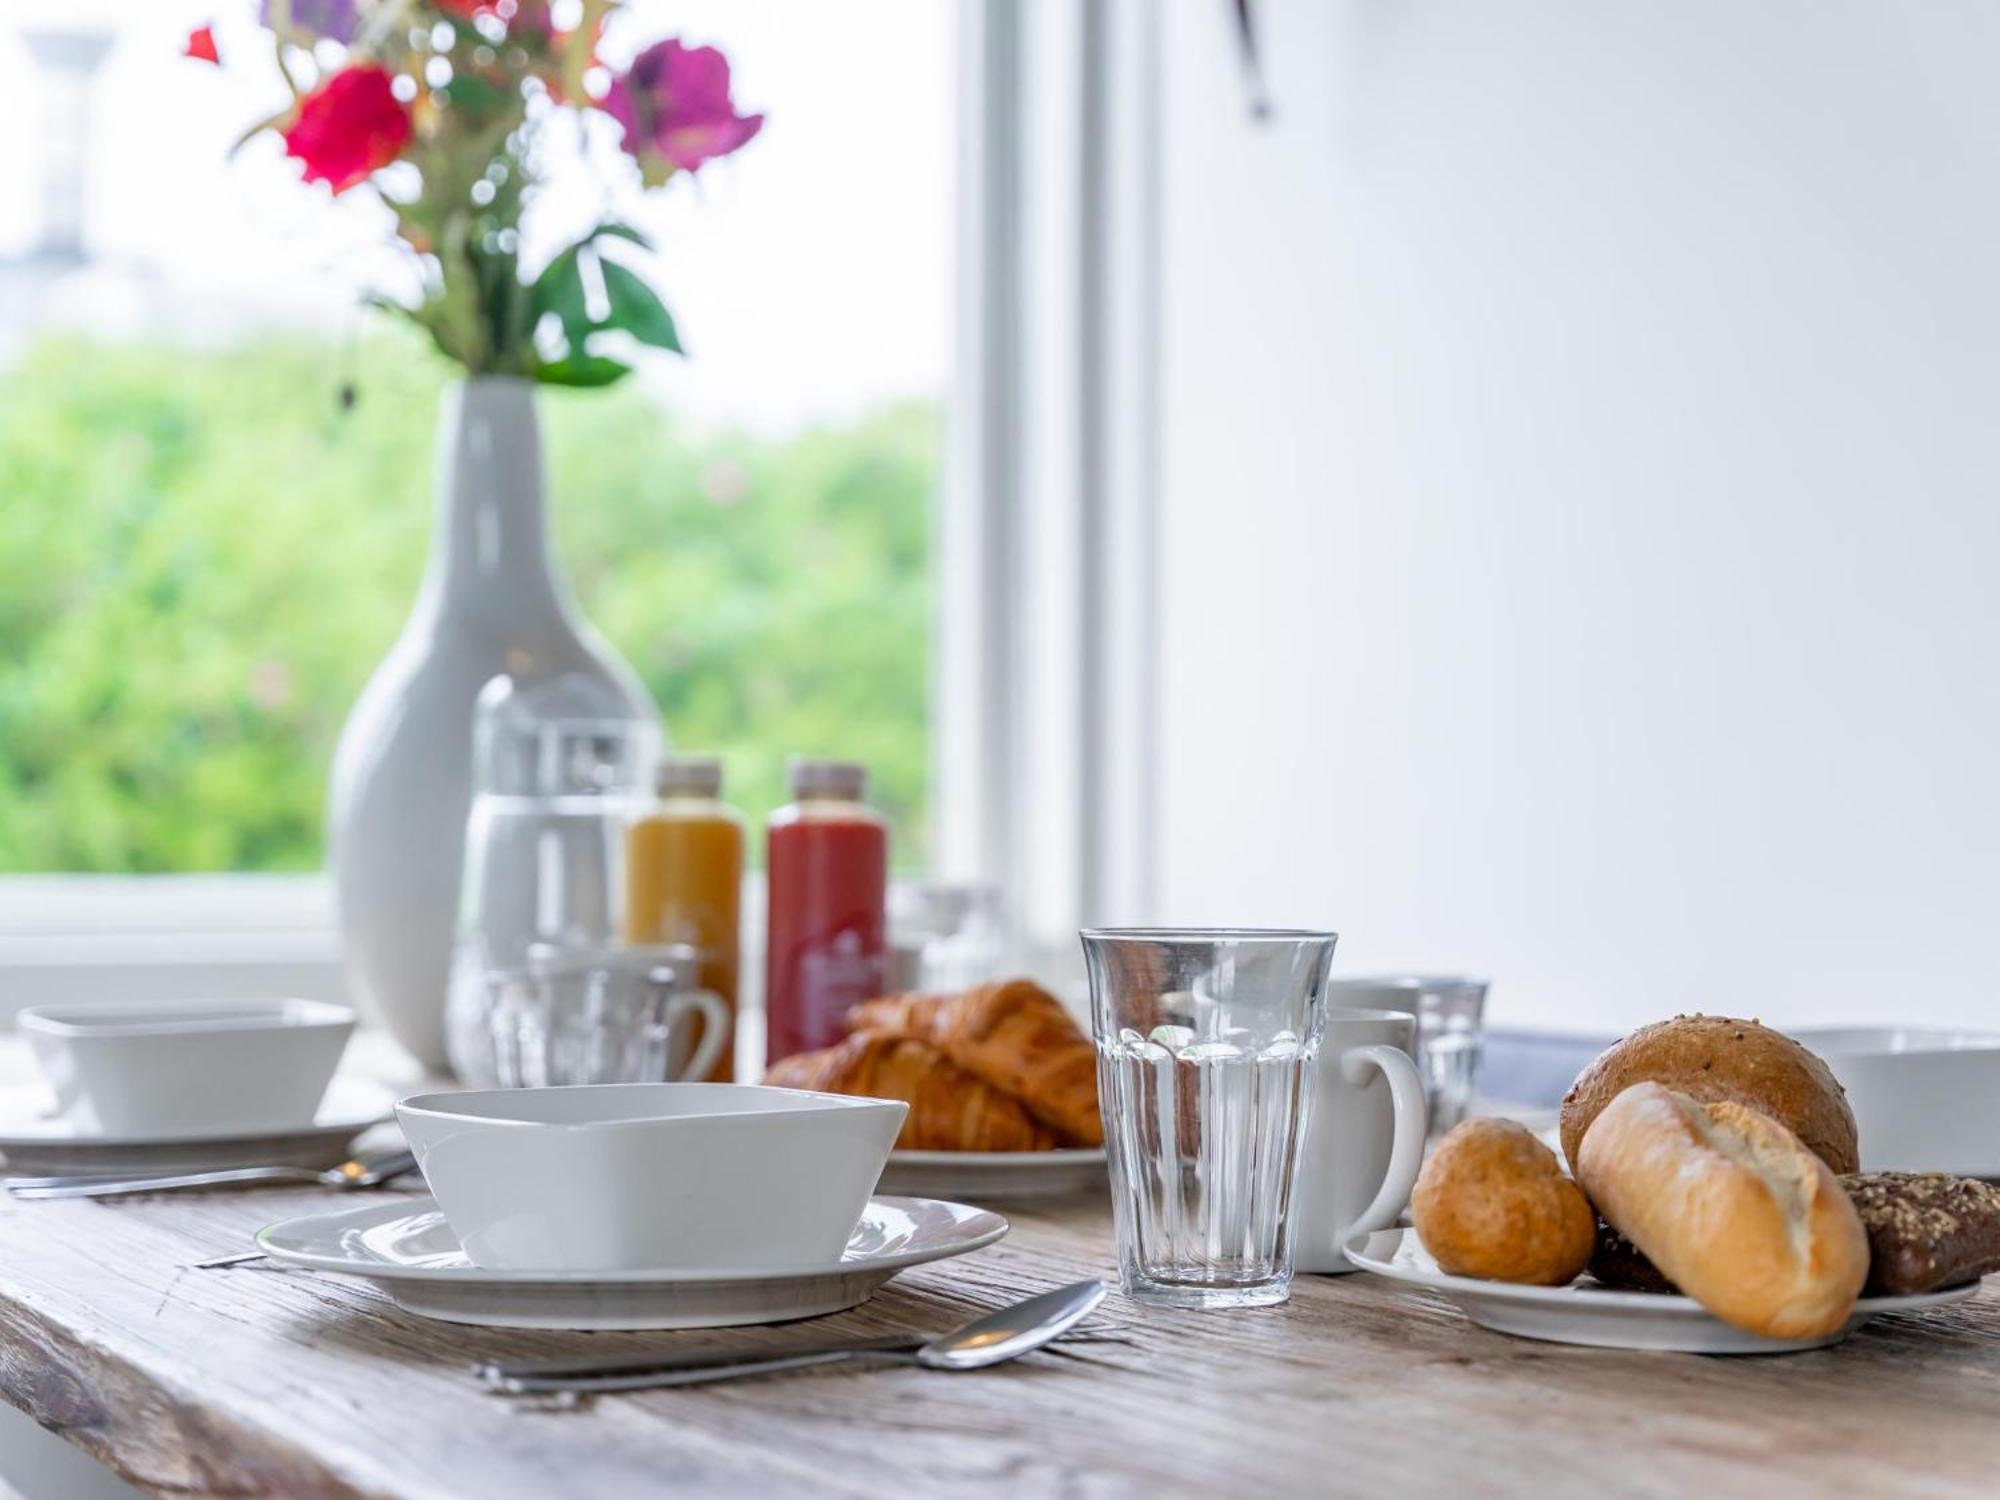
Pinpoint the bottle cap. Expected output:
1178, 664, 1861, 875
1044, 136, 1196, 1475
788, 758, 867, 801
654, 755, 723, 798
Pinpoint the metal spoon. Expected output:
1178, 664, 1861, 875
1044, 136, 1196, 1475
5, 1148, 420, 1200
484, 1279, 1110, 1395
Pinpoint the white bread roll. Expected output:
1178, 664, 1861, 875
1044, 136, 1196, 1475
1576, 1081, 1868, 1338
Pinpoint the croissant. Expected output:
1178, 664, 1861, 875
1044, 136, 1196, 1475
764, 1032, 1061, 1152
847, 979, 1102, 1147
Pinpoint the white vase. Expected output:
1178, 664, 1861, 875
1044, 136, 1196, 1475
327, 378, 658, 1069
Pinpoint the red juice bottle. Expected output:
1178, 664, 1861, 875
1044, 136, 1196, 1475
764, 760, 889, 1063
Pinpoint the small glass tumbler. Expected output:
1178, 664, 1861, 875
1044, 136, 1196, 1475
1081, 928, 1336, 1310
1329, 975, 1490, 1144
478, 944, 727, 1088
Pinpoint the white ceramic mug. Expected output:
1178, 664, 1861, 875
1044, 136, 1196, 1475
1292, 1008, 1427, 1274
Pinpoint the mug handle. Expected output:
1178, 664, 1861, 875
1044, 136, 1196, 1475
663, 990, 730, 1082
1338, 1043, 1428, 1244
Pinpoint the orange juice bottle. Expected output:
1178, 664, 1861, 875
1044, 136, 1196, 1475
624, 755, 742, 1080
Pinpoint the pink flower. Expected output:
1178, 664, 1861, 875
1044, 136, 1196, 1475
281, 66, 413, 194
602, 40, 762, 186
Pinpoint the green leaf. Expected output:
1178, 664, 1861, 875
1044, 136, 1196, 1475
598, 261, 682, 354
591, 222, 653, 251
535, 354, 632, 388
440, 74, 512, 120
528, 246, 590, 344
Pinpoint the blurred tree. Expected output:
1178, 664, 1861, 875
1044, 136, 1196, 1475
0, 333, 934, 872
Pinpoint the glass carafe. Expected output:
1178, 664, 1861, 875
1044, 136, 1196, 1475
445, 673, 658, 1085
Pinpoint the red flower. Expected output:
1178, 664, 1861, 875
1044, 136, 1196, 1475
433, 0, 547, 25
281, 66, 412, 194
183, 25, 221, 64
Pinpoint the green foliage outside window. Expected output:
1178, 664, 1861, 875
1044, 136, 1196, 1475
0, 333, 934, 873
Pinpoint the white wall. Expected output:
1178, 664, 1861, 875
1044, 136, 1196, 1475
1151, 1, 2000, 1034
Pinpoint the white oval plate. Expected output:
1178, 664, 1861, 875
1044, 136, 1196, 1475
1346, 1227, 1979, 1354
876, 1148, 1106, 1201
258, 1193, 1009, 1330
0, 1076, 397, 1175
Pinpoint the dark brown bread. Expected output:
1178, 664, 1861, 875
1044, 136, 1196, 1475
1841, 1172, 2000, 1296
1588, 1219, 1678, 1294
1560, 1016, 1858, 1175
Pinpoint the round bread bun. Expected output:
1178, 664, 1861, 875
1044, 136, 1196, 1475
1411, 1118, 1595, 1286
1559, 1015, 1858, 1176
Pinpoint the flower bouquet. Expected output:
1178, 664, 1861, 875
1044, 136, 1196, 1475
187, 0, 762, 384
185, 2, 765, 1067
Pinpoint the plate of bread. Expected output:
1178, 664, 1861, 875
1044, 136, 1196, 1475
764, 978, 1108, 1201
1352, 1014, 2000, 1353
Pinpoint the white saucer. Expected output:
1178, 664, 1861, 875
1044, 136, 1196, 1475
0, 1076, 397, 1176
1347, 1227, 1979, 1354
258, 1193, 1010, 1330
876, 1148, 1106, 1201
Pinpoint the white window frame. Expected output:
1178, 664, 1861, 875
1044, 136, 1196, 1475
0, 0, 1167, 1013
938, 0, 1163, 978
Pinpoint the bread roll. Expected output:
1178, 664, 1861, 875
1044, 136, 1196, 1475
1576, 1082, 1868, 1338
1560, 1016, 1858, 1175
1411, 1119, 1595, 1286
1588, 1220, 1677, 1294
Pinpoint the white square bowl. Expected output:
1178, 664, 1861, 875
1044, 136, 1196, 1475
17, 998, 355, 1139
1792, 1026, 2000, 1174
395, 1083, 909, 1273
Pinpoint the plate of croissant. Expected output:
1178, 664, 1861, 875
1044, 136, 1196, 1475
764, 978, 1108, 1201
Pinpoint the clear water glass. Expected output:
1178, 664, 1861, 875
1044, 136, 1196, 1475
1329, 975, 1489, 1143
1081, 928, 1336, 1310
478, 944, 725, 1088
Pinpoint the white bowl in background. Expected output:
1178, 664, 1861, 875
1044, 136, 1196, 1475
1792, 1027, 2000, 1175
395, 1083, 909, 1273
17, 998, 354, 1139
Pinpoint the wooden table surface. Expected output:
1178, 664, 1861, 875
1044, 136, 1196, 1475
2, 1160, 2000, 1500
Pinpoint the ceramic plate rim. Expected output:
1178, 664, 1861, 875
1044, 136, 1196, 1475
887, 1147, 1105, 1168
257, 1192, 1009, 1285
0, 1075, 395, 1149
1346, 1226, 1980, 1319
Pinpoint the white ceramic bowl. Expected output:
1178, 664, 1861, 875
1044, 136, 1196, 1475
17, 998, 355, 1139
395, 1083, 909, 1273
1792, 1027, 2000, 1175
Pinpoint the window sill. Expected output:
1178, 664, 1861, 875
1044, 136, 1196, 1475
0, 875, 343, 1018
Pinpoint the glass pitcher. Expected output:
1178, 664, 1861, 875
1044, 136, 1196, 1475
444, 673, 659, 1085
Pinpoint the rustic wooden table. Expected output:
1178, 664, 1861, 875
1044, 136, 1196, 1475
2, 1169, 1999, 1500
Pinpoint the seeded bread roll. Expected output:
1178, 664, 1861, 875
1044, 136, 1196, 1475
1560, 1016, 1858, 1176
1840, 1172, 2000, 1297
1577, 1082, 1868, 1338
1411, 1119, 1595, 1286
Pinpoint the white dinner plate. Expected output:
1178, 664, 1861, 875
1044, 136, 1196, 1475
258, 1193, 1010, 1330
0, 1075, 397, 1176
1347, 1227, 1979, 1354
876, 1148, 1106, 1201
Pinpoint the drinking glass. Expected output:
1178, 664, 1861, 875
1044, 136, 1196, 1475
476, 943, 727, 1088
1081, 928, 1336, 1309
1329, 975, 1490, 1143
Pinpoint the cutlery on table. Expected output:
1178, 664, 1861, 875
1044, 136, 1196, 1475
4, 1148, 421, 1201
479, 1278, 1109, 1394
